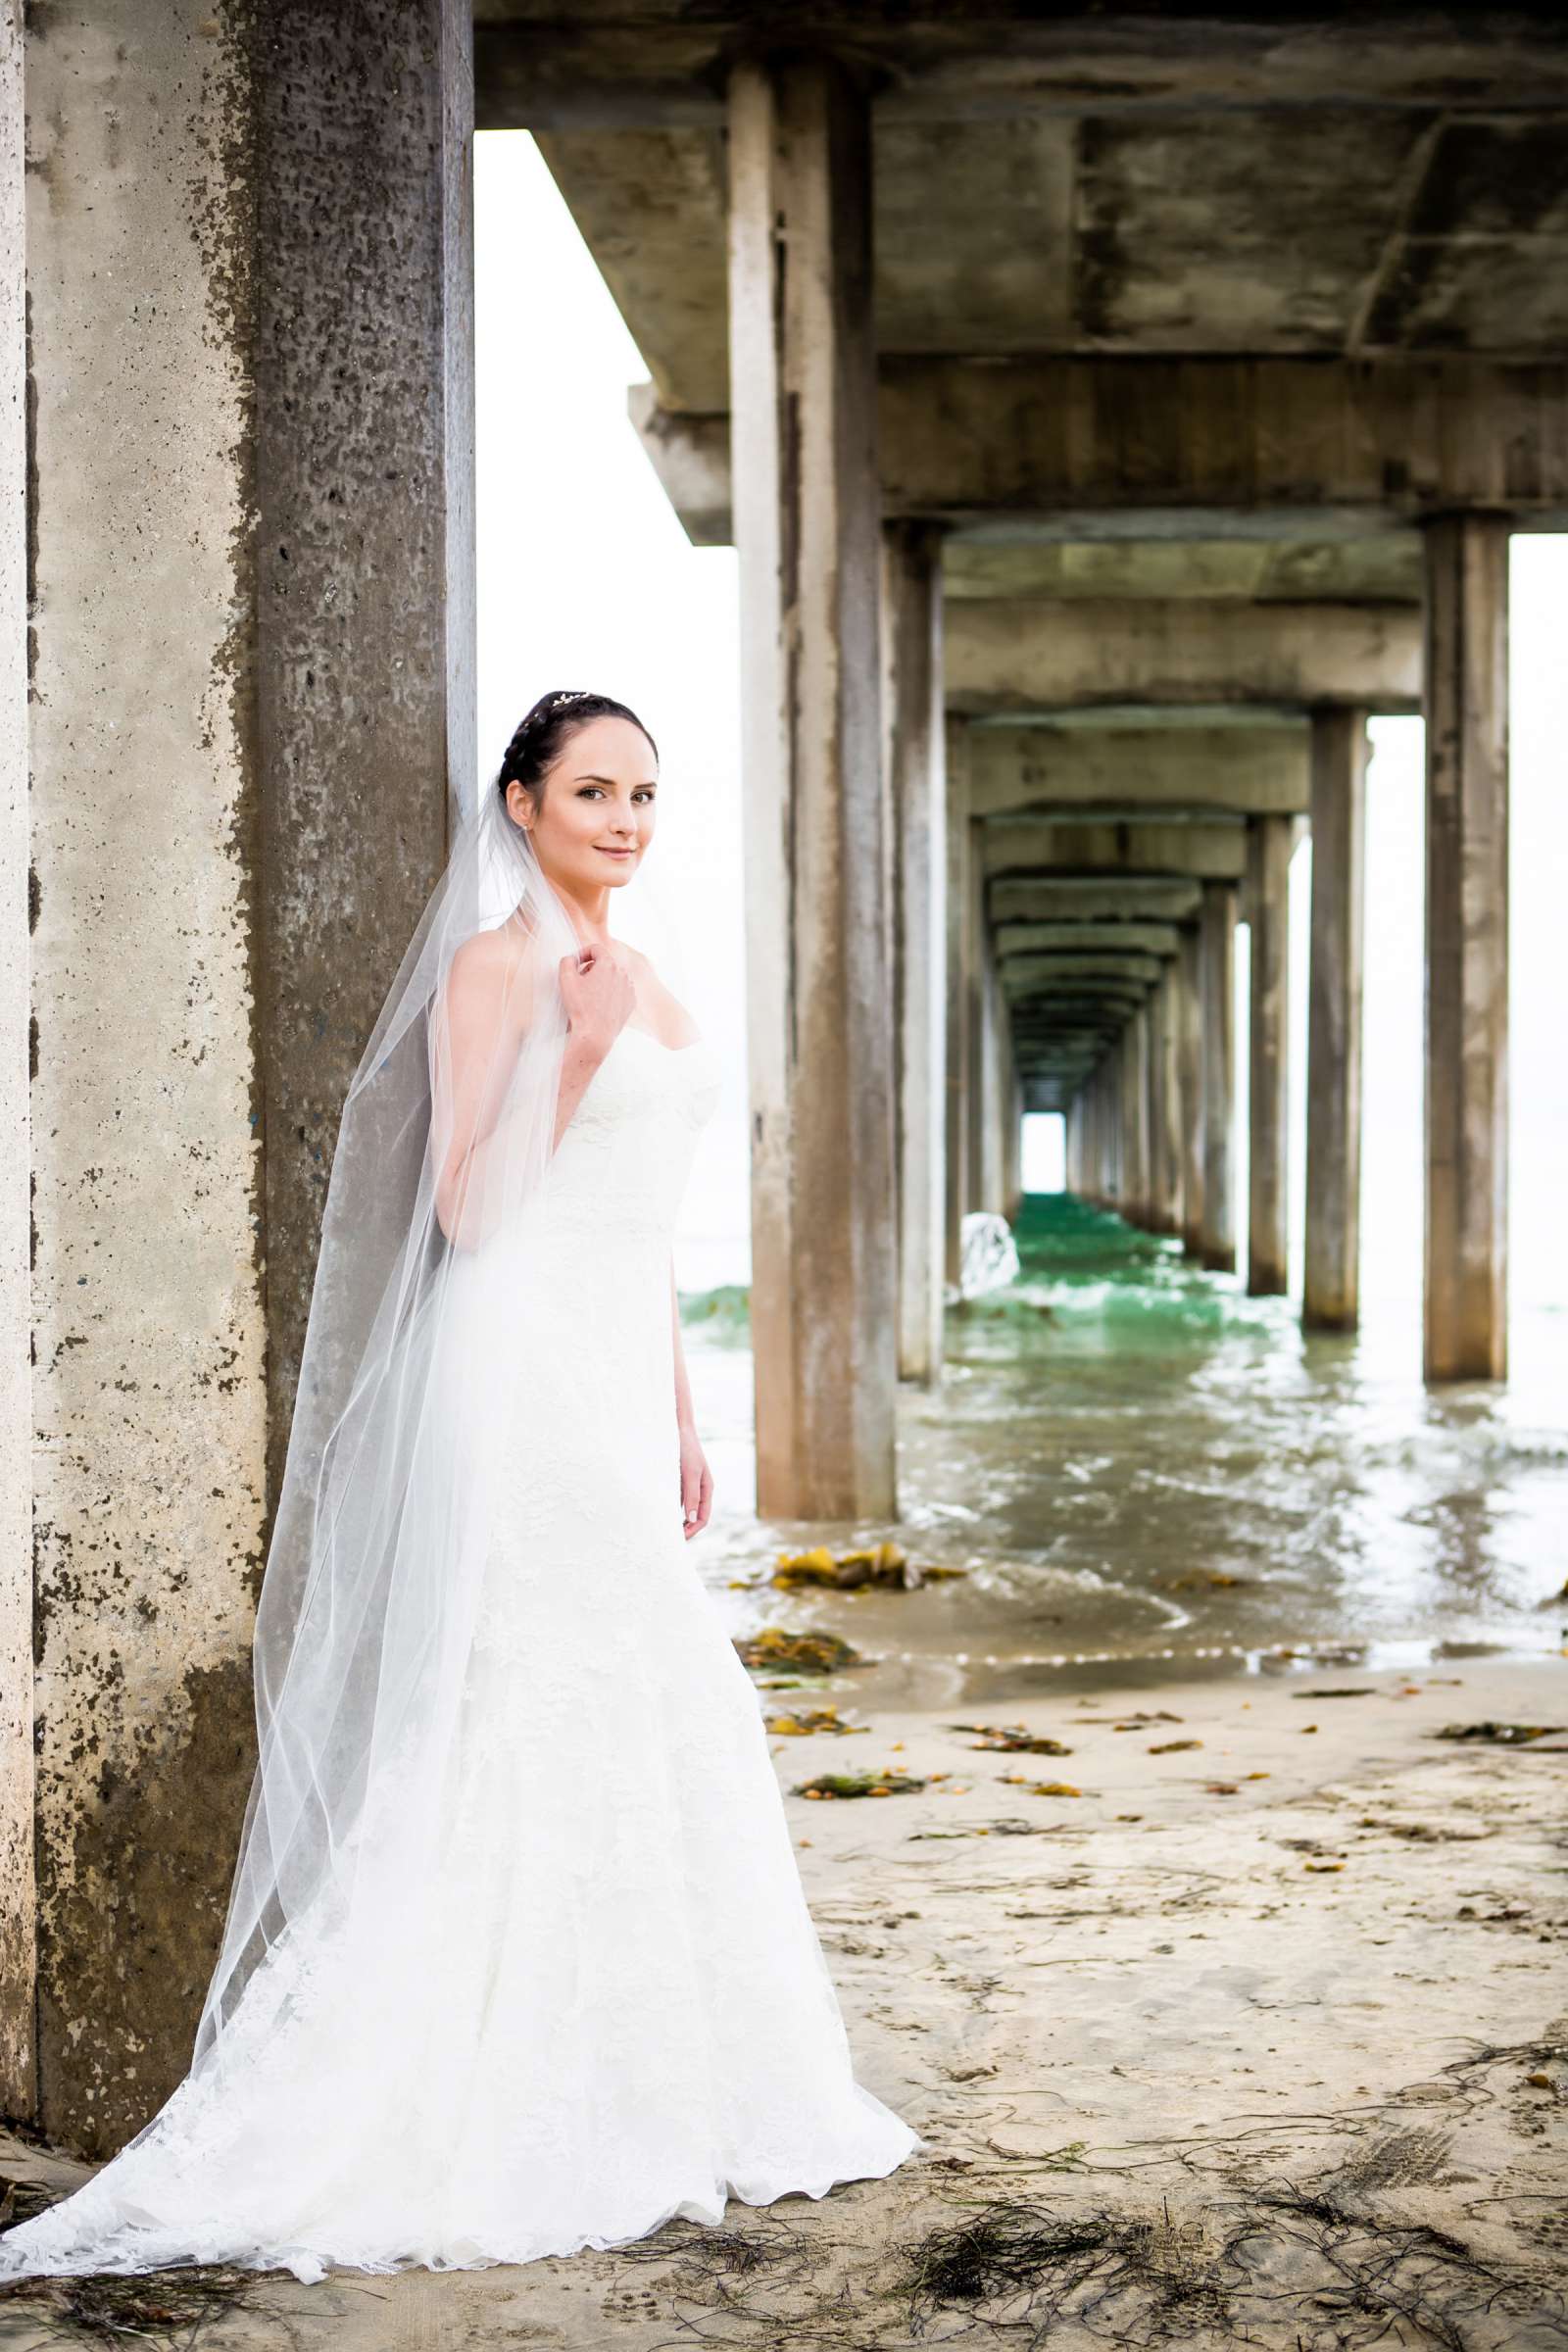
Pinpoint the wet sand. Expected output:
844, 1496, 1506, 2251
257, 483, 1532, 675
4, 1650, 1564, 2348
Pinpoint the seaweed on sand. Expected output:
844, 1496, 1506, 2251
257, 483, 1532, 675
734, 1627, 865, 1676
0, 2256, 266, 2346
901, 2173, 1559, 2351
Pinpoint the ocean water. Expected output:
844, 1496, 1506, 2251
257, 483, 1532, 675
682, 1195, 1568, 1705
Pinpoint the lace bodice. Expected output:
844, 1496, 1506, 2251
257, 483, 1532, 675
537, 1024, 721, 1243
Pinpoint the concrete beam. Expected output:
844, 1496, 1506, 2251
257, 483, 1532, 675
967, 723, 1310, 819
1424, 515, 1509, 1381
982, 818, 1249, 885
1002, 952, 1165, 994
996, 921, 1183, 959
947, 600, 1422, 717
629, 359, 1568, 543
485, 19, 1568, 133
990, 876, 1202, 924
945, 536, 1424, 607
729, 54, 895, 1516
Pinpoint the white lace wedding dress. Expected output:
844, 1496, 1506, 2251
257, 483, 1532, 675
0, 1023, 920, 2284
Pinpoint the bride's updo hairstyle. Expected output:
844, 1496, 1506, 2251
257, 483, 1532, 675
496, 689, 659, 818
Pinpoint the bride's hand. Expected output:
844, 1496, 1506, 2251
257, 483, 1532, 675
559, 946, 635, 1059
679, 1425, 713, 1540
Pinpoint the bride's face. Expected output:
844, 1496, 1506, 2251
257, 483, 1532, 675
511, 716, 658, 894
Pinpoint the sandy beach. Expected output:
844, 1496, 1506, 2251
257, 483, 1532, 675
4, 1647, 1564, 2349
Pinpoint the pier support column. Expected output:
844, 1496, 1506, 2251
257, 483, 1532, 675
1423, 514, 1509, 1381
977, 947, 1006, 1216
24, 0, 474, 2155
1199, 881, 1237, 1271
1126, 1009, 1152, 1228
965, 814, 991, 1216
1247, 813, 1293, 1296
1304, 710, 1368, 1329
0, 0, 30, 2121
1001, 1049, 1022, 1224
943, 717, 971, 1293
728, 54, 895, 1512
1152, 970, 1182, 1238
1176, 927, 1204, 1253
883, 522, 946, 1382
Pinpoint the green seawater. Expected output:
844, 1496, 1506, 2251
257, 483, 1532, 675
681, 1195, 1568, 1702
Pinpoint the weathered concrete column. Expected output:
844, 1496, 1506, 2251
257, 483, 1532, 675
1304, 710, 1368, 1329
1247, 813, 1293, 1296
1065, 1095, 1082, 1195
1090, 1075, 1104, 1204
977, 947, 1006, 1216
1121, 1012, 1151, 1227
24, 0, 473, 2157
1176, 926, 1204, 1253
1423, 514, 1509, 1381
1152, 969, 1183, 1239
1083, 1070, 1102, 1204
728, 53, 894, 1512
883, 522, 946, 1382
1199, 880, 1237, 1271
943, 717, 971, 1291
0, 0, 32, 2119
1000, 1031, 1021, 1222
1107, 1054, 1125, 1212
965, 813, 990, 1217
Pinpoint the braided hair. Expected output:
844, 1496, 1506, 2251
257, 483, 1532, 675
496, 689, 658, 810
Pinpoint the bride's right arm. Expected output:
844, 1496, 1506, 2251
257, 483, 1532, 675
433, 931, 534, 1249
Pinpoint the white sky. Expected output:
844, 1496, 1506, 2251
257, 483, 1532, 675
475, 131, 1568, 1320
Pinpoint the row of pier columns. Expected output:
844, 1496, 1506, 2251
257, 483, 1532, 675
724, 52, 1513, 1518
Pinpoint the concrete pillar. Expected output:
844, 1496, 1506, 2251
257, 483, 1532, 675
1247, 813, 1293, 1295
884, 522, 946, 1383
1152, 968, 1183, 1239
1423, 514, 1509, 1381
1107, 1053, 1125, 1211
728, 54, 894, 1513
24, 0, 473, 2158
1303, 710, 1367, 1329
1000, 1034, 1021, 1222
1131, 1017, 1147, 1223
943, 717, 970, 1292
1176, 926, 1204, 1253
1199, 880, 1237, 1271
965, 812, 989, 1217
976, 947, 1005, 1215
1, 0, 32, 2119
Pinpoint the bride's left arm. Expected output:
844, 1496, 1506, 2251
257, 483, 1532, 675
670, 1264, 713, 1539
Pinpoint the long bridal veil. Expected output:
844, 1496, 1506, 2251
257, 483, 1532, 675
194, 777, 585, 2072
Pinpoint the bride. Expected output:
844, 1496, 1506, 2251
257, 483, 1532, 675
0, 689, 920, 2284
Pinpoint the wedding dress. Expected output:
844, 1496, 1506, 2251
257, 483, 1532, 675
0, 1018, 920, 2283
